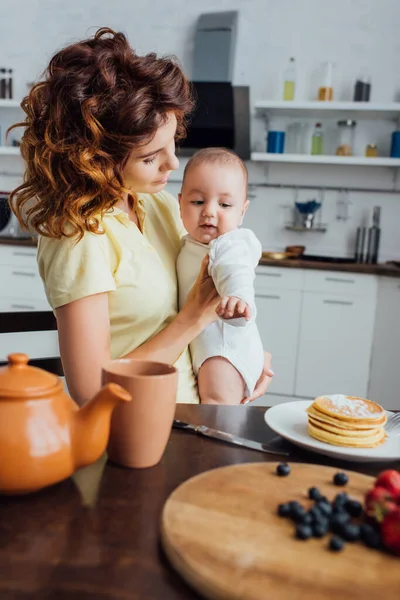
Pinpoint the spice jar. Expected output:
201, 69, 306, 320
336, 120, 356, 156
365, 144, 377, 157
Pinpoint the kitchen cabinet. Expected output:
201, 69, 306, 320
368, 277, 400, 410
0, 244, 50, 311
294, 291, 376, 398
256, 290, 302, 396
255, 265, 378, 405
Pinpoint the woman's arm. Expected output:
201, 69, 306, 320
57, 256, 218, 406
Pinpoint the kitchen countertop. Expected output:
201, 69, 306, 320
0, 237, 399, 277
0, 404, 398, 599
0, 236, 37, 247
259, 256, 400, 277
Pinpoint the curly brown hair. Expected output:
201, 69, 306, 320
8, 27, 194, 239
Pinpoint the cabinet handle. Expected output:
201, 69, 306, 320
323, 299, 354, 306
261, 272, 282, 278
11, 304, 35, 310
257, 294, 281, 300
325, 277, 355, 284
12, 270, 36, 277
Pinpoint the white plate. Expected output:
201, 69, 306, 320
264, 400, 400, 463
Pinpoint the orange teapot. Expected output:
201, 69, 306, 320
0, 353, 131, 495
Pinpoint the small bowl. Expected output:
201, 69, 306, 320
285, 245, 305, 258
261, 251, 298, 261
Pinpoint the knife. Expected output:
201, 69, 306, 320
172, 419, 289, 456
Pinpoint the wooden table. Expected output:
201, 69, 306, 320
0, 405, 398, 599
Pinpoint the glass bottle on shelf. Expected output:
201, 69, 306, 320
318, 61, 334, 101
311, 123, 323, 155
354, 75, 371, 102
283, 57, 296, 101
336, 120, 356, 156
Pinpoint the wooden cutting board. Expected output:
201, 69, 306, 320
161, 463, 399, 600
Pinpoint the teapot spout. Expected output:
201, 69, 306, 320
72, 383, 131, 469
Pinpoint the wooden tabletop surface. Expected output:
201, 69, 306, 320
0, 405, 398, 599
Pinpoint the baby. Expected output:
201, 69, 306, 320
177, 147, 264, 405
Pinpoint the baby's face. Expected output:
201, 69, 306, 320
178, 162, 249, 244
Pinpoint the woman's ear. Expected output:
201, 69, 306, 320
178, 193, 182, 206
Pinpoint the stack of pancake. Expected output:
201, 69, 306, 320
306, 394, 387, 448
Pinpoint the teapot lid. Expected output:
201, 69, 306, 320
0, 353, 62, 399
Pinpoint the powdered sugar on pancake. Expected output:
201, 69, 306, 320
323, 394, 380, 418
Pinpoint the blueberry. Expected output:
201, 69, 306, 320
313, 522, 329, 538
344, 499, 363, 518
291, 505, 307, 522
329, 536, 345, 551
333, 492, 349, 506
296, 524, 313, 540
299, 512, 314, 526
341, 523, 360, 542
317, 500, 332, 517
330, 512, 351, 534
360, 524, 381, 549
308, 487, 322, 501
276, 463, 291, 476
277, 503, 291, 517
333, 472, 349, 486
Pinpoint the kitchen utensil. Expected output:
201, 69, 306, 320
385, 412, 400, 435
102, 359, 178, 468
261, 251, 297, 260
0, 353, 131, 495
285, 245, 305, 258
161, 462, 399, 600
354, 226, 367, 263
295, 200, 321, 229
265, 400, 398, 462
173, 420, 289, 456
366, 206, 381, 264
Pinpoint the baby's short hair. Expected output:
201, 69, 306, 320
182, 147, 248, 189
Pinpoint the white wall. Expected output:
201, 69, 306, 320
1, 0, 400, 260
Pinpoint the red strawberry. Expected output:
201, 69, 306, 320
375, 470, 400, 497
381, 507, 400, 555
365, 486, 397, 522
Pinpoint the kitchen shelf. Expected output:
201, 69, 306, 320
254, 101, 400, 120
0, 99, 22, 109
0, 147, 20, 156
251, 153, 400, 167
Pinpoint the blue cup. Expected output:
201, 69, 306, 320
390, 131, 400, 158
267, 130, 285, 154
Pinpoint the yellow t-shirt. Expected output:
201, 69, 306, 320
37, 190, 199, 404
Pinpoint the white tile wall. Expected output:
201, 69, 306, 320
1, 0, 400, 259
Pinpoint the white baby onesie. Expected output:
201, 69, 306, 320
177, 228, 264, 397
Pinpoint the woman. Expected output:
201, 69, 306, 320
9, 27, 273, 405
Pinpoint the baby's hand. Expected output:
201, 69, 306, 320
216, 296, 251, 321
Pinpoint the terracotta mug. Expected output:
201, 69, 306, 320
101, 359, 178, 468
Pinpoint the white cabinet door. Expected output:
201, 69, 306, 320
256, 290, 302, 396
295, 292, 376, 399
368, 278, 400, 410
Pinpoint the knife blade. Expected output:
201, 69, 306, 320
173, 420, 289, 456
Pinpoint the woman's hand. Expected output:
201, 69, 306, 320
181, 255, 219, 328
241, 352, 274, 404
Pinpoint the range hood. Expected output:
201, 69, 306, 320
179, 11, 250, 160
